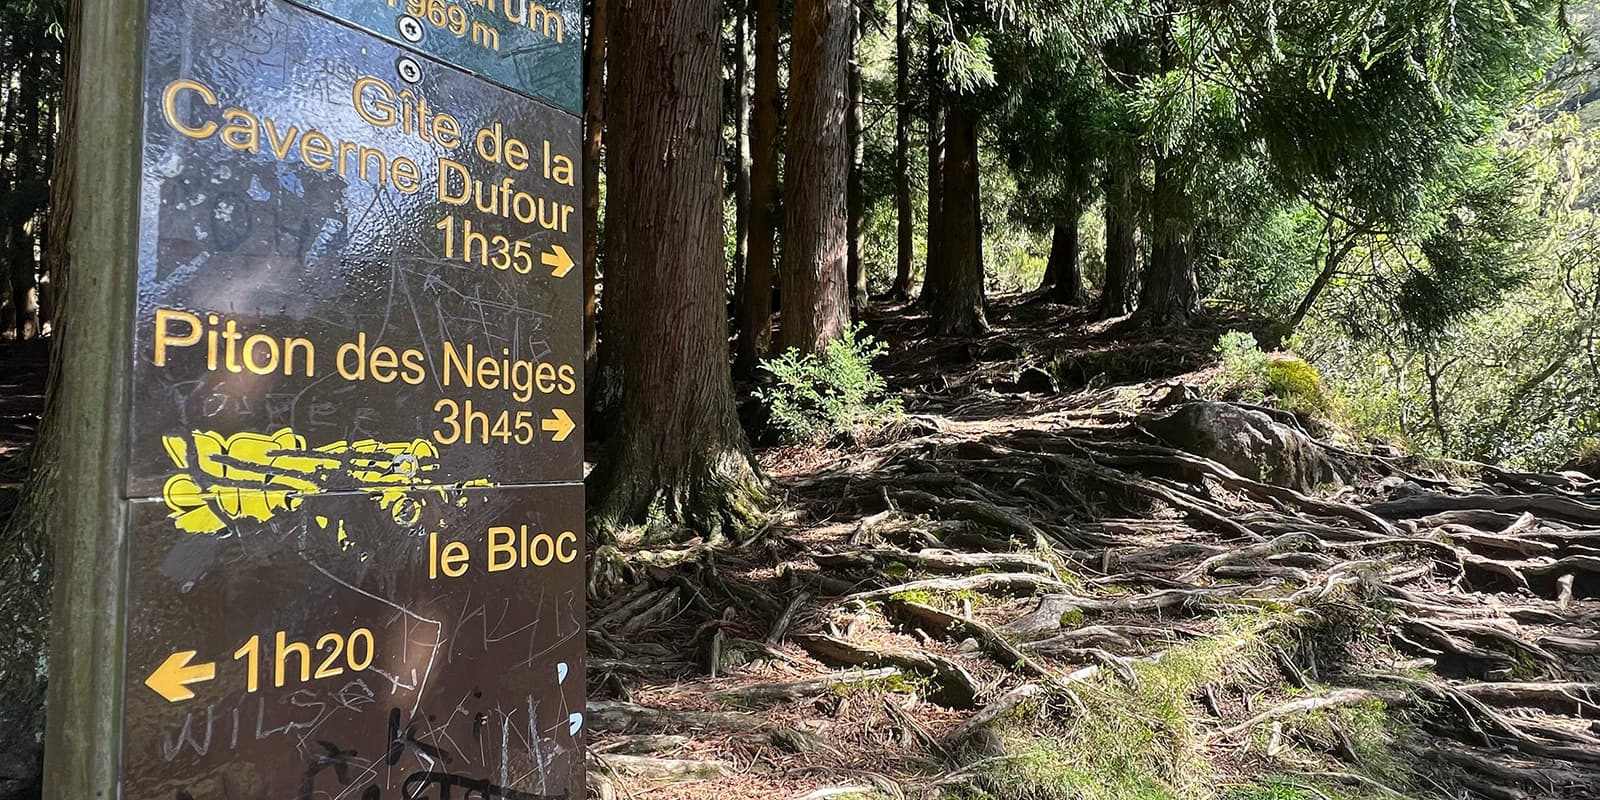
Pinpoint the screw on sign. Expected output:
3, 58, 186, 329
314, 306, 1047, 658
397, 56, 424, 84
398, 15, 426, 43
42, 0, 586, 799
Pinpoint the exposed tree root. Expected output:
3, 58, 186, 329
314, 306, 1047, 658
587, 385, 1600, 798
709, 668, 903, 702
943, 683, 1046, 746
816, 547, 1061, 579
884, 599, 1066, 688
845, 572, 1071, 604
793, 633, 982, 709
1213, 688, 1410, 740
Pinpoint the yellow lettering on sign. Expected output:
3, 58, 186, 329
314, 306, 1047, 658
155, 77, 423, 193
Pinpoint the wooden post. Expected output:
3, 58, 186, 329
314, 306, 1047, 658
42, 0, 145, 796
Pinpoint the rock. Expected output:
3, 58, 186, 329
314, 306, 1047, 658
1145, 402, 1344, 493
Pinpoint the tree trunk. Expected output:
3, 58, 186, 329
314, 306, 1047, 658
735, 0, 781, 374
1288, 220, 1357, 330
920, 26, 945, 311
4, 4, 78, 782
1046, 203, 1085, 305
890, 0, 914, 300
592, 0, 768, 540
925, 103, 987, 336
581, 0, 607, 365
1134, 153, 1197, 327
1098, 151, 1137, 319
846, 5, 868, 316
7, 43, 45, 340
731, 0, 753, 315
779, 0, 852, 354
1132, 14, 1196, 328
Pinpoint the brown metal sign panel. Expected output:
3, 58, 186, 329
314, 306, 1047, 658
131, 0, 584, 500
122, 485, 585, 799
112, 0, 588, 795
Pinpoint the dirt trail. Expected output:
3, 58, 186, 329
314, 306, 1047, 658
585, 298, 1600, 800
0, 341, 47, 524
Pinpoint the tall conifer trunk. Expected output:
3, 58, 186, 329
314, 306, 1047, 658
1136, 155, 1197, 326
1133, 11, 1198, 327
890, 0, 914, 300
593, 0, 767, 539
925, 103, 987, 336
920, 27, 945, 311
1098, 36, 1139, 320
731, 0, 753, 314
780, 0, 851, 354
736, 0, 781, 374
1046, 203, 1085, 305
1099, 157, 1138, 319
7, 3, 79, 780
581, 0, 607, 365
847, 5, 868, 316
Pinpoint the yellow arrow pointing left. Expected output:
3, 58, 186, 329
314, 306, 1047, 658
145, 650, 216, 703
542, 408, 575, 443
541, 245, 575, 278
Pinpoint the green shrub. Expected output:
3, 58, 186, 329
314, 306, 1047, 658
1209, 331, 1332, 417
1263, 357, 1333, 416
759, 324, 904, 442
1210, 331, 1273, 402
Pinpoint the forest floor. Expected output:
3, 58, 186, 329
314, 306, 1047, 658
0, 341, 46, 531
584, 296, 1600, 800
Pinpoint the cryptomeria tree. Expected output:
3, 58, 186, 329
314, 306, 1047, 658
991, 35, 1112, 307
1082, 0, 1561, 326
1248, 0, 1564, 331
592, 0, 771, 544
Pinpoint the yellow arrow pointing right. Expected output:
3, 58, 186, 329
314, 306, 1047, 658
145, 650, 216, 703
542, 408, 575, 443
542, 245, 574, 278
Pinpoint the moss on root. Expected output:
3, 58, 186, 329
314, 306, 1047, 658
950, 603, 1431, 800
589, 446, 776, 550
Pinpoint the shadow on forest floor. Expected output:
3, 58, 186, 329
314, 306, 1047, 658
0, 341, 47, 522
584, 294, 1600, 800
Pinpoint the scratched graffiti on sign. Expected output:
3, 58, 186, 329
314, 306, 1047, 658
159, 427, 492, 535
121, 0, 586, 796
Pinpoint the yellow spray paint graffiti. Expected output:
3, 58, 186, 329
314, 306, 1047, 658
160, 428, 489, 535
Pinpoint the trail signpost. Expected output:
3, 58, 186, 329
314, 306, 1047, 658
45, 0, 586, 797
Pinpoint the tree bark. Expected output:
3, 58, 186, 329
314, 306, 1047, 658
1097, 36, 1140, 320
779, 0, 852, 354
925, 103, 987, 336
890, 0, 914, 300
5, 3, 78, 779
846, 5, 868, 316
592, 0, 767, 540
581, 0, 608, 365
1134, 152, 1197, 327
1046, 203, 1085, 305
6, 43, 45, 340
920, 26, 945, 311
731, 0, 753, 315
735, 0, 781, 374
1098, 150, 1138, 319
1132, 14, 1197, 327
